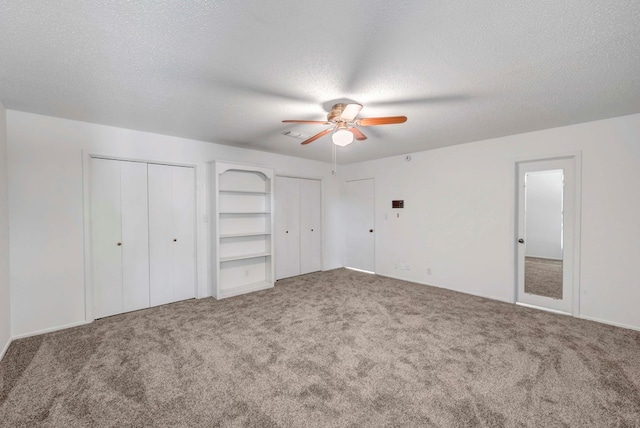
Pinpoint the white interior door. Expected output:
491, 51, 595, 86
148, 164, 196, 306
171, 166, 196, 301
91, 158, 124, 318
345, 179, 375, 273
148, 164, 173, 306
300, 179, 322, 275
120, 161, 150, 312
516, 157, 576, 314
92, 158, 149, 318
275, 176, 301, 280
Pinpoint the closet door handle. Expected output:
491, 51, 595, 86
173, 239, 177, 242
311, 229, 314, 232
286, 231, 288, 234
117, 242, 122, 246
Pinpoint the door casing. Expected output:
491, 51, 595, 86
514, 152, 582, 316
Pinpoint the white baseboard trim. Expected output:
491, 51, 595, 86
577, 315, 640, 332
0, 337, 12, 362
217, 281, 273, 300
11, 320, 92, 341
375, 273, 640, 332
345, 267, 375, 274
515, 302, 571, 316
377, 273, 513, 304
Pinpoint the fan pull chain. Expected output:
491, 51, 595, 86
332, 142, 337, 175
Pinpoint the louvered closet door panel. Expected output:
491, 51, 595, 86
91, 158, 123, 318
275, 177, 301, 280
171, 166, 196, 301
120, 161, 150, 312
300, 179, 322, 275
148, 164, 174, 307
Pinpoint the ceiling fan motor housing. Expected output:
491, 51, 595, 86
327, 103, 347, 122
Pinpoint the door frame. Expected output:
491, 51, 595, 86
513, 151, 582, 316
344, 177, 376, 274
82, 151, 199, 322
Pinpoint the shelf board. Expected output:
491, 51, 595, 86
219, 189, 270, 195
219, 211, 270, 215
220, 232, 271, 239
220, 252, 271, 262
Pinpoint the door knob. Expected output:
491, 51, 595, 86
369, 229, 374, 233
117, 242, 122, 246
518, 238, 525, 243
173, 239, 177, 242
311, 229, 314, 232
286, 231, 288, 234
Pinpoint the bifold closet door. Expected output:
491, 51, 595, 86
91, 158, 150, 318
275, 177, 301, 280
299, 179, 322, 275
148, 164, 196, 306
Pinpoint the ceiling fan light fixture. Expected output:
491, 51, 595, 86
332, 129, 353, 146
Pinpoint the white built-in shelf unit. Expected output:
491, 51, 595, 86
210, 161, 275, 299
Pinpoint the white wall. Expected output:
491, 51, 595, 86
343, 113, 640, 330
525, 171, 563, 260
7, 111, 343, 337
0, 102, 10, 358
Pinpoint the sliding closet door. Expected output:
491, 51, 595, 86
275, 177, 301, 280
171, 166, 197, 302
91, 158, 149, 318
299, 179, 322, 275
120, 162, 151, 312
148, 164, 196, 306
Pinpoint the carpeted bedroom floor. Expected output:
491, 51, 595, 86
1, 268, 639, 427
524, 256, 563, 299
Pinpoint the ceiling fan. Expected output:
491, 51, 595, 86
282, 103, 407, 146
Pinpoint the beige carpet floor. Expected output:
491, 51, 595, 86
1, 268, 639, 427
524, 256, 563, 299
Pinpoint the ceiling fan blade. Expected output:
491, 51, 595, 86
301, 128, 333, 145
282, 120, 330, 124
340, 103, 363, 121
357, 116, 407, 126
349, 127, 367, 141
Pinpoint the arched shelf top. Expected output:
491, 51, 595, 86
216, 163, 273, 178
218, 167, 271, 193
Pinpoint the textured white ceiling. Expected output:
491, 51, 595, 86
1, 1, 639, 163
